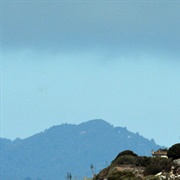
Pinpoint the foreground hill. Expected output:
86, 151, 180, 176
0, 119, 162, 180
93, 148, 180, 180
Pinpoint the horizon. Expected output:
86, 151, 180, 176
1, 0, 180, 147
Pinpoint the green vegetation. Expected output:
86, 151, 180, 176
116, 150, 138, 157
93, 146, 179, 180
167, 143, 180, 160
110, 150, 173, 174
143, 165, 162, 176
108, 168, 135, 180
112, 154, 137, 166
111, 150, 138, 166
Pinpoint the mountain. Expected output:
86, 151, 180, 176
0, 119, 163, 180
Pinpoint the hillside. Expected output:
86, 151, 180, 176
93, 149, 180, 180
0, 119, 162, 180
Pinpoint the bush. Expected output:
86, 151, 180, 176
93, 167, 109, 180
112, 155, 136, 166
108, 168, 135, 180
143, 165, 162, 176
111, 150, 138, 165
117, 150, 138, 157
143, 157, 173, 175
135, 156, 151, 167
167, 143, 180, 160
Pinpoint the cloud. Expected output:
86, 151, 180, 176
2, 1, 180, 55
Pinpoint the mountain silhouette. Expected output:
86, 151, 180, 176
0, 119, 162, 180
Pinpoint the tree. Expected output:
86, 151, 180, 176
167, 143, 180, 160
66, 172, 72, 180
90, 164, 95, 177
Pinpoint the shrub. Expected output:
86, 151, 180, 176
112, 155, 136, 166
93, 167, 109, 180
167, 143, 180, 160
143, 165, 162, 176
111, 150, 138, 165
135, 156, 151, 167
108, 168, 135, 180
117, 150, 138, 157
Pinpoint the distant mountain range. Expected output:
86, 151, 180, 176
0, 119, 163, 180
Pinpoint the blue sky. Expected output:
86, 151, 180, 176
1, 0, 180, 147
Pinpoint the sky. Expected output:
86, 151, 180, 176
1, 0, 180, 147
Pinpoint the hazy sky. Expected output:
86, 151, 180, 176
1, 0, 180, 147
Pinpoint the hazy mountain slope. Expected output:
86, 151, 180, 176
0, 119, 162, 180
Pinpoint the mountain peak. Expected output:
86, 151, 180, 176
80, 119, 112, 126
79, 119, 113, 131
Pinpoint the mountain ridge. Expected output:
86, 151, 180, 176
0, 119, 163, 180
